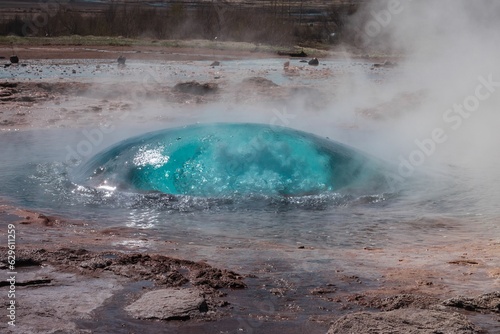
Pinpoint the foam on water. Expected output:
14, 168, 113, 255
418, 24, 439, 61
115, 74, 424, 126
74, 123, 390, 198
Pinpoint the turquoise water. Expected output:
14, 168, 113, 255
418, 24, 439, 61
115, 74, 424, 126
0, 124, 496, 250
74, 123, 389, 198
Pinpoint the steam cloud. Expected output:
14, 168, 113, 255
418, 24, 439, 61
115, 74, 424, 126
337, 0, 500, 212
79, 1, 500, 212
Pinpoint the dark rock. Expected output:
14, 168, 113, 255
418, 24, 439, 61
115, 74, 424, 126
448, 259, 479, 265
327, 309, 482, 334
125, 288, 207, 320
10, 55, 19, 64
192, 267, 246, 289
117, 56, 126, 65
15, 258, 41, 267
278, 50, 308, 57
0, 82, 17, 88
443, 291, 500, 313
210, 61, 220, 66
173, 81, 218, 95
308, 58, 319, 66
372, 60, 398, 69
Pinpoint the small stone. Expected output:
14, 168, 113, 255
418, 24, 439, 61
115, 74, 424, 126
117, 56, 126, 65
308, 58, 319, 66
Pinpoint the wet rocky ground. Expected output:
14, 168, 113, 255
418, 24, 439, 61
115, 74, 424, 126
0, 202, 499, 333
0, 46, 411, 132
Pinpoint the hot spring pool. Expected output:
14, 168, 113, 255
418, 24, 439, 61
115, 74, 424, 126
0, 123, 497, 250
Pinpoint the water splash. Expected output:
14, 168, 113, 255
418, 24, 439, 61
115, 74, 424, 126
74, 123, 390, 198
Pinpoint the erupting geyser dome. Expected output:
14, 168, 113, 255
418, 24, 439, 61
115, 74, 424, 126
74, 123, 388, 198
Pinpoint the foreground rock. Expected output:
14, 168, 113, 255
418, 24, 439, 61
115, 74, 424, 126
327, 309, 481, 334
443, 291, 500, 313
0, 263, 122, 334
7, 248, 246, 290
125, 288, 208, 320
0, 247, 245, 332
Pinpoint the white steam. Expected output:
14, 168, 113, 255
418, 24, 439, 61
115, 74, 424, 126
77, 1, 500, 213
328, 0, 500, 212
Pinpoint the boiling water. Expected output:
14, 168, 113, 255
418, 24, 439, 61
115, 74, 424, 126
74, 123, 389, 197
0, 124, 496, 250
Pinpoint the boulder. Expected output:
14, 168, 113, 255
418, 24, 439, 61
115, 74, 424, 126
125, 288, 208, 320
117, 56, 126, 65
10, 55, 19, 64
308, 58, 319, 66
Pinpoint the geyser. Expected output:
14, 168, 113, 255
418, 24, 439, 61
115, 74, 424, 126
75, 123, 388, 197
